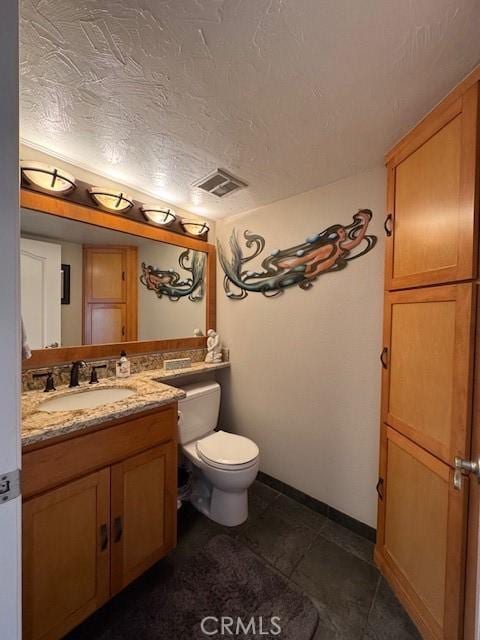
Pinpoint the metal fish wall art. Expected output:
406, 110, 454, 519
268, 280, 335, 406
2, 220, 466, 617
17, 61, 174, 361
140, 249, 205, 302
218, 209, 377, 299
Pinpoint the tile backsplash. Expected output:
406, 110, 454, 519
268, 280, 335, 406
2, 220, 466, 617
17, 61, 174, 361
22, 348, 207, 392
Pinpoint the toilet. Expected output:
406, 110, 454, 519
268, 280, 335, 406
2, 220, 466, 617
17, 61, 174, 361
178, 381, 259, 527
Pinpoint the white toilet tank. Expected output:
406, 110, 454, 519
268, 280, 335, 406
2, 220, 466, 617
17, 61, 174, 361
178, 381, 221, 444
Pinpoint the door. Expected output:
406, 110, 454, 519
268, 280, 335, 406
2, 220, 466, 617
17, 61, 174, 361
22, 469, 110, 640
384, 83, 479, 290
85, 303, 127, 344
0, 4, 21, 639
110, 442, 177, 594
83, 246, 137, 344
20, 237, 61, 349
381, 284, 475, 464
376, 426, 468, 640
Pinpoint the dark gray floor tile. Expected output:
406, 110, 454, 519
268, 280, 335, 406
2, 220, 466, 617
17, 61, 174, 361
292, 535, 379, 639
250, 479, 281, 506
311, 600, 357, 640
220, 481, 279, 536
239, 507, 318, 576
320, 518, 374, 565
171, 504, 224, 562
363, 579, 421, 640
272, 494, 328, 532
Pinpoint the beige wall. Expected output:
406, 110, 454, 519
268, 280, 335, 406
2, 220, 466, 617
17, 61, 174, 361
216, 167, 385, 527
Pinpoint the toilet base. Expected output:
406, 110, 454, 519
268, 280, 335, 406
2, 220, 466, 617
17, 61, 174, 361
183, 449, 259, 527
191, 487, 248, 527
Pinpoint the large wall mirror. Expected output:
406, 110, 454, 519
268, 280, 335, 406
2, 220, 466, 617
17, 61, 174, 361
20, 190, 215, 367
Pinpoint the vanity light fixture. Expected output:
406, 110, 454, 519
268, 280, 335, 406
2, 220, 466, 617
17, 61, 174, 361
181, 220, 210, 236
21, 160, 76, 194
89, 187, 134, 212
141, 206, 176, 226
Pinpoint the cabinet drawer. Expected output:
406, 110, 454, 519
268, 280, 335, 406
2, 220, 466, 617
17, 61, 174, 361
23, 404, 177, 499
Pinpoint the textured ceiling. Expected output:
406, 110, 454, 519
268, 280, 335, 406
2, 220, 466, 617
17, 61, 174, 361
20, 0, 480, 220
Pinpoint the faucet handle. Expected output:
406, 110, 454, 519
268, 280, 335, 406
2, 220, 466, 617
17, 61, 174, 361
89, 363, 107, 384
33, 371, 56, 392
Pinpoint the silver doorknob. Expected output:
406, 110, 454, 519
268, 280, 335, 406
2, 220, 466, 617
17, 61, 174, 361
453, 456, 480, 490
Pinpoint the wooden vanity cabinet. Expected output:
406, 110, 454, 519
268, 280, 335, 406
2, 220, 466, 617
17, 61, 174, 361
22, 404, 177, 640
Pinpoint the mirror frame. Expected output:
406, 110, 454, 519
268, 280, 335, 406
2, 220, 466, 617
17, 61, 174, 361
21, 188, 216, 369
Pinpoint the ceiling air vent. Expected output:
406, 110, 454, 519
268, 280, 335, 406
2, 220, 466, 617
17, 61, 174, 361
193, 169, 247, 198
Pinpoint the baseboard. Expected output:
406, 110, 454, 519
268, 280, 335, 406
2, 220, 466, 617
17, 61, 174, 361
257, 471, 376, 543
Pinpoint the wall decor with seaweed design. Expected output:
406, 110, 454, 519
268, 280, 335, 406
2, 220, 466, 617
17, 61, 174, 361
217, 209, 377, 299
140, 249, 205, 302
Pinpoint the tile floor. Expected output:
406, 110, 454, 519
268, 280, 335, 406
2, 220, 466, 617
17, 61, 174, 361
68, 480, 421, 640
173, 480, 421, 640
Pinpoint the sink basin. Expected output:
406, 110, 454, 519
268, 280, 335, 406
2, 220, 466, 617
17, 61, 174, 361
39, 387, 135, 412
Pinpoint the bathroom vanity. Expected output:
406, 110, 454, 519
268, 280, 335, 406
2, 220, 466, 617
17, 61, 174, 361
21, 379, 182, 640
20, 362, 229, 640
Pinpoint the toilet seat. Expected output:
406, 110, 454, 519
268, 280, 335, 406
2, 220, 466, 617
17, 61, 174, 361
196, 430, 259, 470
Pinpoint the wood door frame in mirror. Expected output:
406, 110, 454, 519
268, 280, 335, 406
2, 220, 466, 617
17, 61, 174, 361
21, 188, 216, 369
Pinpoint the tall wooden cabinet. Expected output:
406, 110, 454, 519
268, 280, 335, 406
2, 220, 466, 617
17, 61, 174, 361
375, 72, 480, 640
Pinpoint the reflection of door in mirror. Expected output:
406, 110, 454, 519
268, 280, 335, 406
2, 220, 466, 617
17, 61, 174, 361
20, 208, 207, 347
20, 238, 61, 349
83, 246, 138, 345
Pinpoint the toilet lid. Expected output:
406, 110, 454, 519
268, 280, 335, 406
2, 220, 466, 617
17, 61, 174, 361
196, 430, 259, 467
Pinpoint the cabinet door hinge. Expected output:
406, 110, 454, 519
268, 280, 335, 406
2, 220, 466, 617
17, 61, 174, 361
0, 469, 21, 504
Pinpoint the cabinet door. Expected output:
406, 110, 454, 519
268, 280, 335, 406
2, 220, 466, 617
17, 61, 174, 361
23, 468, 110, 640
376, 426, 468, 640
381, 283, 475, 464
84, 303, 127, 344
110, 442, 177, 594
385, 83, 479, 290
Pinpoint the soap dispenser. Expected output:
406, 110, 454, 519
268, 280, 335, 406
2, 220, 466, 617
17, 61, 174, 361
116, 350, 131, 378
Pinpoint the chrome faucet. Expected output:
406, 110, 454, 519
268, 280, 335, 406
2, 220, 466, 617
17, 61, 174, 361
69, 360, 86, 387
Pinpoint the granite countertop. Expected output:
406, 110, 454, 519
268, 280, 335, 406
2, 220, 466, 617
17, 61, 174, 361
22, 361, 230, 448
